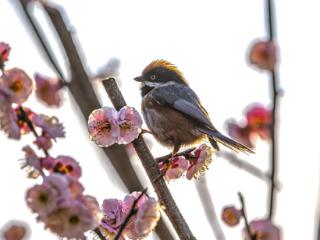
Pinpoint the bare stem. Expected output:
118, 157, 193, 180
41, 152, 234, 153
238, 192, 255, 240
217, 151, 271, 182
103, 78, 196, 240
156, 148, 196, 163
195, 176, 225, 240
265, 0, 279, 220
114, 188, 148, 240
18, 106, 49, 157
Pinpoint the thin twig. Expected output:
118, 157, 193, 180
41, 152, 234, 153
238, 192, 255, 240
265, 0, 279, 220
195, 176, 225, 240
114, 188, 148, 240
93, 228, 105, 240
156, 148, 196, 163
217, 151, 270, 182
14, 2, 175, 239
103, 78, 196, 240
18, 106, 49, 157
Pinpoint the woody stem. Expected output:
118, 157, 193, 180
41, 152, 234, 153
103, 78, 197, 240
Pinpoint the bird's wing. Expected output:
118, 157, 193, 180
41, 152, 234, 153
151, 83, 216, 131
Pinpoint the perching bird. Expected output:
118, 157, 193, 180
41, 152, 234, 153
134, 60, 253, 155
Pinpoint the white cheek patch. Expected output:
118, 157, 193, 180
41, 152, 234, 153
144, 81, 162, 87
144, 81, 176, 88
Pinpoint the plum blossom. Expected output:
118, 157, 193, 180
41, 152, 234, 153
0, 68, 33, 104
101, 199, 123, 234
88, 107, 119, 147
0, 106, 20, 139
221, 206, 242, 226
227, 120, 253, 148
134, 198, 161, 236
186, 144, 213, 179
0, 42, 11, 64
44, 197, 100, 239
52, 155, 82, 179
246, 105, 271, 140
1, 220, 29, 240
117, 106, 142, 144
34, 134, 53, 151
226, 104, 271, 147
88, 106, 142, 147
33, 114, 65, 139
243, 219, 281, 240
26, 184, 58, 216
249, 40, 277, 70
34, 73, 62, 107
21, 145, 42, 178
159, 156, 189, 181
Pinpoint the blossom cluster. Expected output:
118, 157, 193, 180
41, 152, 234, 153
0, 42, 101, 239
248, 40, 277, 71
100, 192, 160, 239
226, 104, 271, 148
221, 206, 281, 240
158, 144, 214, 180
88, 106, 142, 147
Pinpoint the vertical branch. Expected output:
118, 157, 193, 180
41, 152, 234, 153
14, 2, 174, 239
265, 0, 279, 220
103, 78, 196, 240
238, 192, 255, 240
195, 176, 225, 240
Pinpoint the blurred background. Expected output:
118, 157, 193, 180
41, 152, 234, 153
1, 0, 320, 239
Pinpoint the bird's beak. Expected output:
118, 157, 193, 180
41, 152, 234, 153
134, 76, 144, 82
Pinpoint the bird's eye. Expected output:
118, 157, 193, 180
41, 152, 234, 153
150, 75, 156, 80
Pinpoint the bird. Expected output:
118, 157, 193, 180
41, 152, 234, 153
134, 60, 253, 156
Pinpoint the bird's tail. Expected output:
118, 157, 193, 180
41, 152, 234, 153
200, 128, 254, 154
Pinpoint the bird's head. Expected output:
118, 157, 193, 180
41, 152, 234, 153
134, 60, 188, 96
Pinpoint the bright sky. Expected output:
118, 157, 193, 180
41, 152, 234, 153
1, 0, 320, 239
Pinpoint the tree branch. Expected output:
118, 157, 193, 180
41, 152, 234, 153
114, 188, 148, 240
265, 0, 279, 220
238, 192, 255, 240
195, 176, 225, 240
103, 78, 196, 240
14, 2, 173, 239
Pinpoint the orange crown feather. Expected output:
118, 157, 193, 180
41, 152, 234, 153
142, 59, 188, 84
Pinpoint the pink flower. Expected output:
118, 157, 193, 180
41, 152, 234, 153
246, 105, 271, 140
117, 106, 142, 144
186, 144, 213, 180
33, 114, 65, 139
0, 68, 33, 104
34, 134, 53, 151
159, 156, 189, 181
88, 107, 119, 147
227, 120, 253, 148
101, 199, 123, 234
41, 156, 55, 170
34, 73, 62, 107
134, 198, 160, 236
249, 40, 277, 70
21, 145, 42, 178
0, 42, 11, 63
44, 198, 101, 239
52, 156, 82, 179
43, 173, 70, 199
26, 184, 58, 216
243, 219, 281, 240
221, 206, 242, 226
0, 105, 20, 139
1, 220, 29, 240
14, 107, 35, 135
